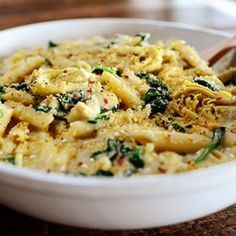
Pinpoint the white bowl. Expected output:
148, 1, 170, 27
0, 18, 235, 230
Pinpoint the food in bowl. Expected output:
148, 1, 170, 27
0, 33, 235, 176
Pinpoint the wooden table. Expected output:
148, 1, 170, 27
0, 0, 236, 235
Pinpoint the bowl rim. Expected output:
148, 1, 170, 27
0, 160, 236, 185
0, 18, 234, 187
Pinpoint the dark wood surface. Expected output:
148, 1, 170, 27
0, 0, 236, 235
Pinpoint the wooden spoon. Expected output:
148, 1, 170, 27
200, 35, 236, 67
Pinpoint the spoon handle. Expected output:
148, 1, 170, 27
200, 35, 236, 66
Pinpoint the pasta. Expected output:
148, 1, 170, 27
0, 33, 235, 177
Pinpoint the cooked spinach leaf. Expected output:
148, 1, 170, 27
53, 112, 68, 122
88, 114, 110, 124
128, 147, 144, 168
90, 138, 130, 160
5, 156, 15, 165
0, 109, 4, 118
0, 85, 4, 93
56, 90, 85, 112
33, 104, 51, 113
48, 41, 58, 48
193, 78, 219, 91
195, 127, 226, 164
124, 168, 138, 177
45, 58, 53, 66
91, 138, 145, 169
94, 170, 114, 177
138, 72, 170, 116
0, 86, 4, 101
134, 33, 149, 42
104, 41, 116, 49
136, 72, 161, 87
0, 83, 30, 93
142, 87, 169, 116
10, 83, 30, 92
172, 123, 186, 133
91, 65, 117, 75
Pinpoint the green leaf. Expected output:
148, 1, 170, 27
9, 83, 30, 92
87, 119, 97, 124
193, 78, 219, 91
134, 33, 149, 42
107, 138, 117, 152
53, 113, 67, 122
172, 123, 186, 133
48, 41, 58, 48
129, 147, 144, 168
104, 41, 116, 49
6, 157, 15, 165
90, 138, 131, 161
91, 65, 117, 75
140, 73, 170, 117
142, 88, 157, 103
124, 168, 137, 177
88, 114, 110, 124
195, 127, 226, 164
0, 85, 5, 93
0, 86, 4, 100
111, 106, 119, 112
94, 170, 113, 177
0, 109, 4, 118
45, 58, 53, 66
56, 90, 85, 112
90, 138, 117, 159
136, 72, 165, 88
142, 88, 169, 116
90, 150, 104, 159
90, 139, 145, 169
33, 104, 51, 113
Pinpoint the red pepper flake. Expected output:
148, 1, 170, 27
63, 69, 67, 73
215, 97, 222, 104
87, 88, 92, 93
117, 156, 125, 166
161, 120, 169, 129
77, 161, 83, 167
103, 98, 108, 104
158, 166, 166, 173
124, 74, 129, 79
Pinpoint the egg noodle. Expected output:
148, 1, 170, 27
0, 33, 235, 176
